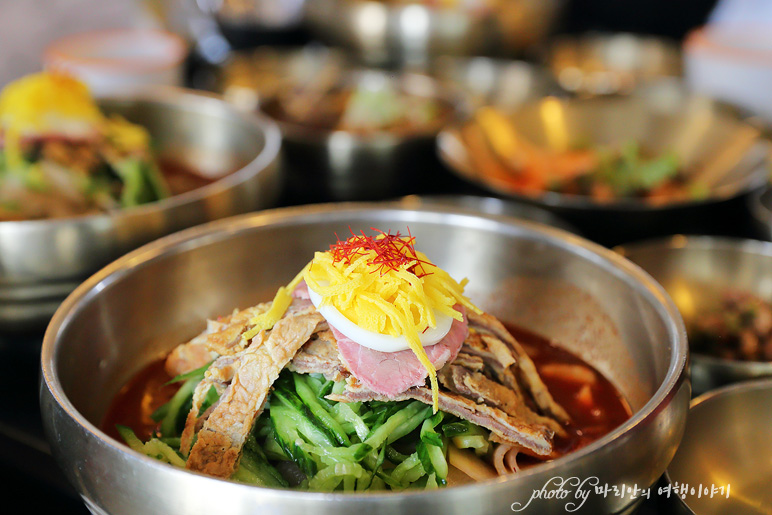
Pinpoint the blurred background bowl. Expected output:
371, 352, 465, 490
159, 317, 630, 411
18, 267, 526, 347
615, 235, 772, 395
304, 0, 567, 68
748, 185, 772, 241
0, 87, 281, 334
215, 45, 350, 111
40, 203, 689, 515
259, 68, 459, 203
665, 378, 772, 514
547, 32, 682, 97
438, 79, 772, 246
43, 28, 189, 96
429, 56, 562, 110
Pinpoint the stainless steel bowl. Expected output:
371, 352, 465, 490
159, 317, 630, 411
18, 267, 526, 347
615, 236, 772, 395
41, 203, 689, 515
217, 45, 350, 112
259, 70, 458, 203
429, 56, 562, 110
747, 185, 772, 241
399, 194, 579, 234
438, 79, 772, 245
304, 0, 566, 67
0, 88, 281, 333
665, 378, 772, 514
547, 32, 682, 97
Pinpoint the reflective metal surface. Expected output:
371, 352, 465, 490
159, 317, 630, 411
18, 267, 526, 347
41, 203, 689, 514
0, 88, 282, 333
217, 45, 350, 112
305, 0, 566, 67
747, 186, 772, 242
548, 33, 682, 96
260, 70, 458, 203
666, 378, 772, 514
616, 236, 772, 395
438, 79, 772, 244
430, 56, 562, 110
398, 194, 579, 234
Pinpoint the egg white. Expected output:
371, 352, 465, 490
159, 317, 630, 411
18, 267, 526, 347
307, 284, 453, 353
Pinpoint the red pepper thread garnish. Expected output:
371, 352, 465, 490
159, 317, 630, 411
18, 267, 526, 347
330, 227, 433, 278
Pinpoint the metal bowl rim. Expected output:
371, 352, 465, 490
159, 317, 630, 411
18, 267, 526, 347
41, 201, 688, 498
663, 375, 772, 514
0, 86, 282, 229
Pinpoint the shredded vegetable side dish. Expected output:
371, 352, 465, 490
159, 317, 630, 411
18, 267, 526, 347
458, 107, 708, 204
106, 228, 630, 491
0, 72, 169, 219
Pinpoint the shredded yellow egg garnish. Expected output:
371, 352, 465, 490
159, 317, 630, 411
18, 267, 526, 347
305, 230, 481, 411
0, 71, 152, 166
104, 114, 151, 153
243, 264, 311, 341
0, 72, 102, 167
242, 230, 481, 411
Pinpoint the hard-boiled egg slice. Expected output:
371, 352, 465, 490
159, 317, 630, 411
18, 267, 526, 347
307, 283, 453, 353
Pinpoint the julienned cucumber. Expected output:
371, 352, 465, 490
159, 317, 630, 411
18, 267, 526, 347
118, 370, 491, 492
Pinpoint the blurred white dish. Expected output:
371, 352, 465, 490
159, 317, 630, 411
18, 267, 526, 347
44, 28, 188, 96
685, 26, 772, 122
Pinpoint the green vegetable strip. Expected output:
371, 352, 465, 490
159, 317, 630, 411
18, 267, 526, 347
165, 361, 211, 385
121, 370, 495, 492
386, 405, 432, 444
419, 418, 448, 480
159, 377, 198, 437
363, 401, 427, 450
116, 426, 185, 467
293, 374, 350, 445
117, 425, 145, 453
452, 435, 489, 452
270, 405, 320, 476
385, 446, 410, 464
332, 403, 370, 441
235, 434, 288, 488
441, 419, 486, 438
143, 439, 186, 467
390, 453, 423, 484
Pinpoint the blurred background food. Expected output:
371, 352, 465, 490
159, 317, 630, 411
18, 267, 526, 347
0, 72, 171, 219
547, 32, 682, 96
616, 236, 772, 395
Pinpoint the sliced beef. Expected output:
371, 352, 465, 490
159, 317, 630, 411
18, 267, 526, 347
468, 311, 570, 424
287, 330, 347, 382
333, 306, 468, 396
439, 364, 565, 437
185, 310, 324, 478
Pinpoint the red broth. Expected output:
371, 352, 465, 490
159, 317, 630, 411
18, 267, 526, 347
103, 324, 631, 458
506, 324, 631, 462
